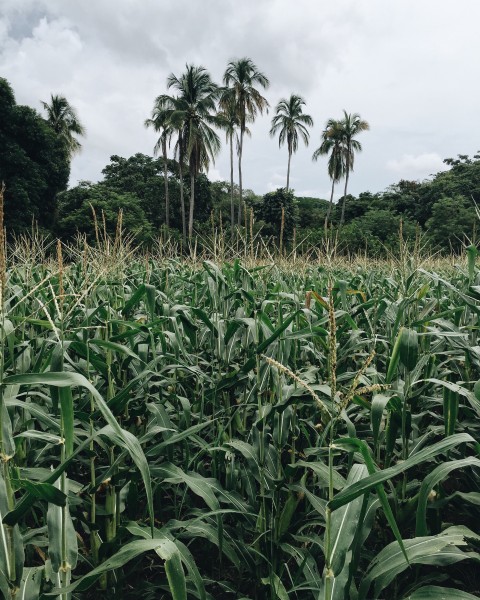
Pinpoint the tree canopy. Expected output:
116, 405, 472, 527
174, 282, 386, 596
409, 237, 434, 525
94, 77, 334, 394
0, 78, 69, 232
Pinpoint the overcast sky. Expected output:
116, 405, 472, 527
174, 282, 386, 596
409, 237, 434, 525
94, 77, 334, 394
1, 0, 479, 199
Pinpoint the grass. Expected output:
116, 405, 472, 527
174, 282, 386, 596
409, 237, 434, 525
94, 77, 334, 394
0, 225, 478, 599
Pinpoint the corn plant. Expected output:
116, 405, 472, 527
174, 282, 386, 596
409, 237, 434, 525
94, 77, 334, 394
0, 218, 477, 599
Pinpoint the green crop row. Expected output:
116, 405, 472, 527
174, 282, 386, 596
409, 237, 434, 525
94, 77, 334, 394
0, 241, 478, 600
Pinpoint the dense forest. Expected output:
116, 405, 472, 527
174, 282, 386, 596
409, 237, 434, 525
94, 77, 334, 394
0, 74, 479, 255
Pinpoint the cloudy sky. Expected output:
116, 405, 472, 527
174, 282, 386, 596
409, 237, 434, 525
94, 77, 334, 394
1, 0, 479, 199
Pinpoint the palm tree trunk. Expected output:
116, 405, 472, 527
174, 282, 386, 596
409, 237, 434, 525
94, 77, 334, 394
238, 127, 244, 226
179, 160, 186, 242
286, 150, 292, 191
189, 172, 195, 239
340, 167, 350, 227
162, 138, 169, 228
230, 132, 234, 234
325, 179, 335, 230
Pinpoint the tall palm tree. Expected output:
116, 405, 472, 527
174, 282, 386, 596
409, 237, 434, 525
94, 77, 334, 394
223, 57, 269, 225
312, 118, 345, 229
174, 127, 188, 242
217, 94, 253, 233
167, 64, 221, 239
217, 95, 239, 232
338, 110, 369, 226
270, 94, 313, 191
41, 94, 85, 158
145, 95, 175, 228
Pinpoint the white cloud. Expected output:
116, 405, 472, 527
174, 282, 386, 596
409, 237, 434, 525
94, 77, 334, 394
386, 153, 448, 180
207, 167, 223, 182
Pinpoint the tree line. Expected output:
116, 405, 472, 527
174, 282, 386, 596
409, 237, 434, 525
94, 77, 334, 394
143, 58, 370, 238
0, 70, 478, 255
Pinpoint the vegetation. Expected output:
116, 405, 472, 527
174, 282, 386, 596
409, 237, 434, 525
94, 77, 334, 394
166, 64, 222, 240
222, 58, 270, 225
312, 119, 344, 230
0, 79, 69, 232
1, 71, 480, 255
335, 111, 370, 227
269, 94, 313, 191
41, 94, 86, 159
1, 47, 480, 600
0, 211, 479, 598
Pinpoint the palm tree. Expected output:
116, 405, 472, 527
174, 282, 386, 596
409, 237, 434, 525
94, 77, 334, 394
145, 95, 175, 228
312, 119, 345, 229
270, 94, 313, 191
217, 94, 253, 233
223, 58, 269, 225
217, 95, 239, 232
338, 110, 370, 226
167, 65, 221, 239
41, 94, 85, 158
174, 127, 188, 242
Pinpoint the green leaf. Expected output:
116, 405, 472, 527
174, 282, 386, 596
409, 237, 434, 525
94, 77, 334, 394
47, 478, 77, 573
371, 394, 391, 449
14, 479, 66, 507
404, 585, 480, 600
261, 573, 289, 600
399, 327, 418, 370
415, 458, 480, 536
3, 372, 155, 536
256, 310, 300, 354
18, 566, 43, 600
331, 438, 408, 565
329, 433, 475, 511
156, 541, 187, 600
59, 386, 74, 457
51, 538, 187, 596
329, 464, 368, 575
121, 284, 146, 316
154, 463, 219, 511
359, 527, 477, 600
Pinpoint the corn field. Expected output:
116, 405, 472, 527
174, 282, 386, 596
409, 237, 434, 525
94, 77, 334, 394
0, 235, 479, 600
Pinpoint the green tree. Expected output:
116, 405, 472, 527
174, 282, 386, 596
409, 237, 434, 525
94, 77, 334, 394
269, 94, 313, 192
256, 187, 298, 245
100, 153, 212, 235
341, 209, 416, 256
426, 195, 476, 252
223, 57, 269, 225
217, 95, 240, 232
41, 94, 86, 158
0, 78, 69, 232
145, 97, 174, 227
167, 65, 221, 239
338, 110, 369, 226
56, 181, 153, 243
312, 118, 345, 229
102, 153, 168, 229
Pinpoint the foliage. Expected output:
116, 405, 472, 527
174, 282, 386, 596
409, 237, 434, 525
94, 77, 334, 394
41, 93, 86, 158
100, 154, 213, 234
336, 111, 370, 226
296, 196, 329, 228
0, 242, 479, 599
102, 153, 173, 230
426, 195, 477, 252
56, 181, 153, 242
0, 78, 69, 232
340, 209, 417, 255
166, 64, 222, 238
256, 187, 298, 241
270, 94, 313, 190
223, 57, 270, 224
